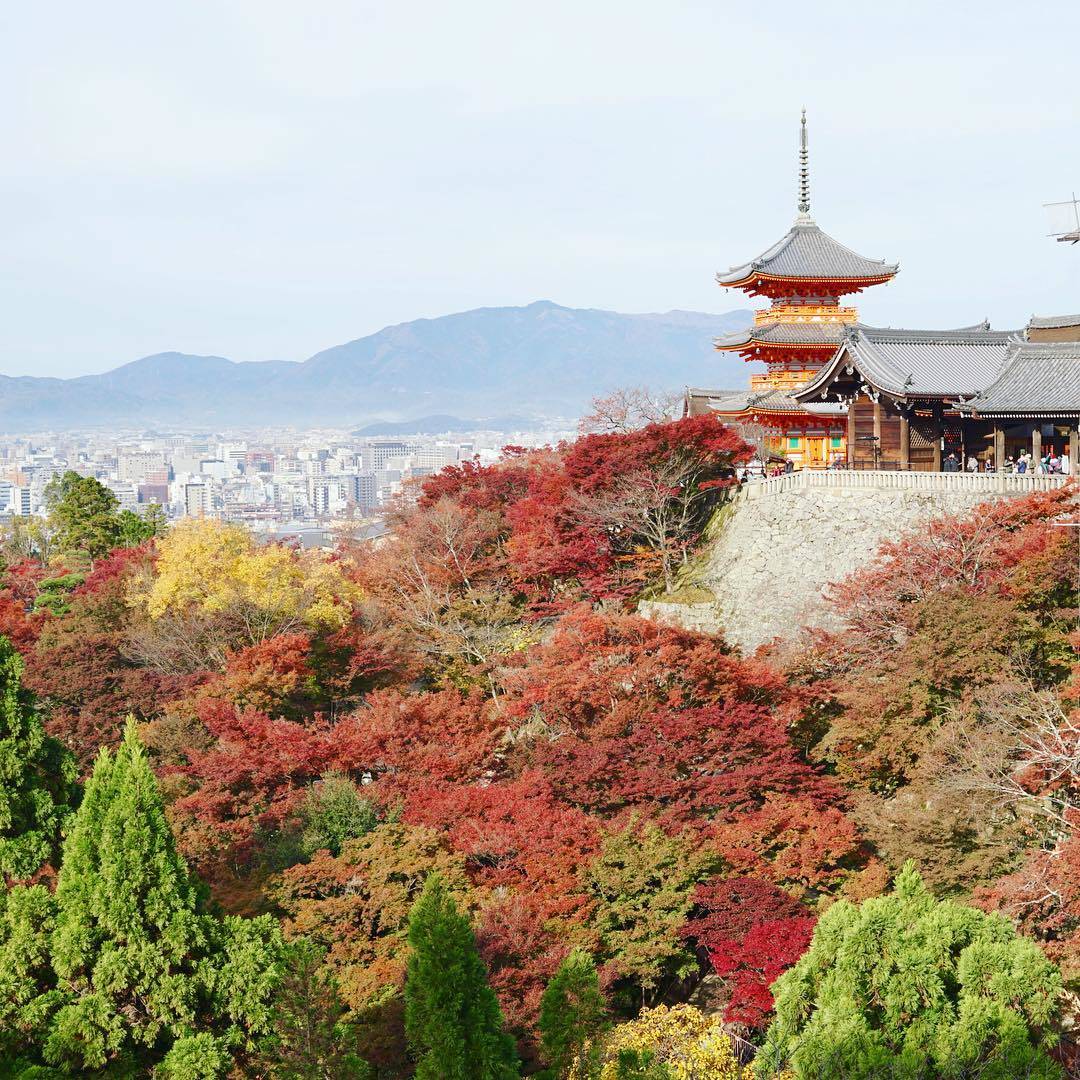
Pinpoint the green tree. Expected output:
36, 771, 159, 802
404, 874, 519, 1080
252, 940, 372, 1080
757, 861, 1064, 1080
298, 772, 378, 859
585, 821, 719, 1006
0, 636, 76, 881
30, 573, 86, 617
0, 883, 58, 1059
117, 505, 167, 547
614, 1050, 673, 1079
539, 950, 607, 1080
36, 719, 282, 1073
45, 471, 122, 561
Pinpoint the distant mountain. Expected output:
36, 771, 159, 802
352, 415, 542, 436
0, 301, 755, 430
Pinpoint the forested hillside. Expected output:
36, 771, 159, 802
0, 302, 754, 429
1, 419, 1079, 1078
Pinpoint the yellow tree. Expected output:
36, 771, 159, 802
128, 519, 360, 671
569, 1004, 741, 1080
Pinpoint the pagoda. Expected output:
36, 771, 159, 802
708, 112, 898, 468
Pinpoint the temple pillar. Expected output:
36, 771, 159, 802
872, 399, 882, 469
993, 424, 1005, 470
1071, 421, 1079, 474
1032, 423, 1043, 462
899, 411, 910, 470
846, 400, 856, 467
932, 402, 943, 471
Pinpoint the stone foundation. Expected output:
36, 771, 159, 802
640, 473, 1067, 652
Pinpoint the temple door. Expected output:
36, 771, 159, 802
805, 437, 826, 469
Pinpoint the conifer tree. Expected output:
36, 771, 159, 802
538, 950, 607, 1079
39, 719, 282, 1073
44, 470, 125, 562
0, 635, 75, 881
43, 718, 206, 1070
757, 861, 1064, 1080
404, 873, 520, 1080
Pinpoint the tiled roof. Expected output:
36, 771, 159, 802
715, 322, 847, 349
962, 342, 1080, 416
717, 222, 898, 286
706, 387, 843, 418
1028, 313, 1080, 330
794, 325, 1020, 402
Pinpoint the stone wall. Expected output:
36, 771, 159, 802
639, 477, 1057, 652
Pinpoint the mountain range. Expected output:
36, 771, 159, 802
0, 301, 755, 431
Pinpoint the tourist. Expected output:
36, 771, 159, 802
784, 458, 794, 474
943, 453, 960, 473
1017, 453, 1028, 474
966, 455, 978, 473
1050, 451, 1062, 474
1003, 456, 1015, 473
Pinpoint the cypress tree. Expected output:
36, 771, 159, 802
0, 635, 75, 881
757, 861, 1064, 1079
404, 873, 520, 1080
538, 950, 607, 1079
43, 718, 207, 1071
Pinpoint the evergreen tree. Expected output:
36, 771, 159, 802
757, 861, 1064, 1079
116, 506, 166, 548
538, 950, 607, 1079
43, 718, 207, 1069
404, 873, 519, 1080
38, 719, 283, 1073
0, 636, 75, 881
44, 470, 122, 562
252, 940, 372, 1079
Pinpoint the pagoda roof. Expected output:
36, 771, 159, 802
960, 341, 1080, 417
707, 386, 845, 419
717, 221, 899, 290
794, 324, 1019, 403
715, 320, 847, 351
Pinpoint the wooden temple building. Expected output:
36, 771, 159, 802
687, 115, 1080, 472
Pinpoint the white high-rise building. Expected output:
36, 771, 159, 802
183, 483, 211, 517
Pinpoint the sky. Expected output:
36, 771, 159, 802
2, 0, 1080, 377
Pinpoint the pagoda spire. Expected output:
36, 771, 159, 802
796, 108, 812, 223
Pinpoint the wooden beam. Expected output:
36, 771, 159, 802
1071, 422, 1079, 474
993, 424, 1005, 470
846, 400, 856, 467
899, 411, 910, 470
932, 402, 943, 471
1033, 423, 1043, 463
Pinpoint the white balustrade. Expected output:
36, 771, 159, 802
736, 470, 1070, 501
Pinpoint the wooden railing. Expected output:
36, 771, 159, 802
737, 470, 1071, 500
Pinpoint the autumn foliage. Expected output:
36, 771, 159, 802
6, 418, 1079, 1074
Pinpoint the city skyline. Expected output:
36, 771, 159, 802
2, 1, 1079, 378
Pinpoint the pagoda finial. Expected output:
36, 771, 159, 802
796, 108, 812, 222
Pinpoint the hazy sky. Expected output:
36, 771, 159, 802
2, 0, 1079, 377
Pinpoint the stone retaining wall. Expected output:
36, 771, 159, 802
640, 480, 1052, 652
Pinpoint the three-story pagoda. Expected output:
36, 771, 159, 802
708, 112, 898, 468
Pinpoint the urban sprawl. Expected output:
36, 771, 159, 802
0, 425, 576, 545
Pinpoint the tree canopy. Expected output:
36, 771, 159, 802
757, 862, 1063, 1079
